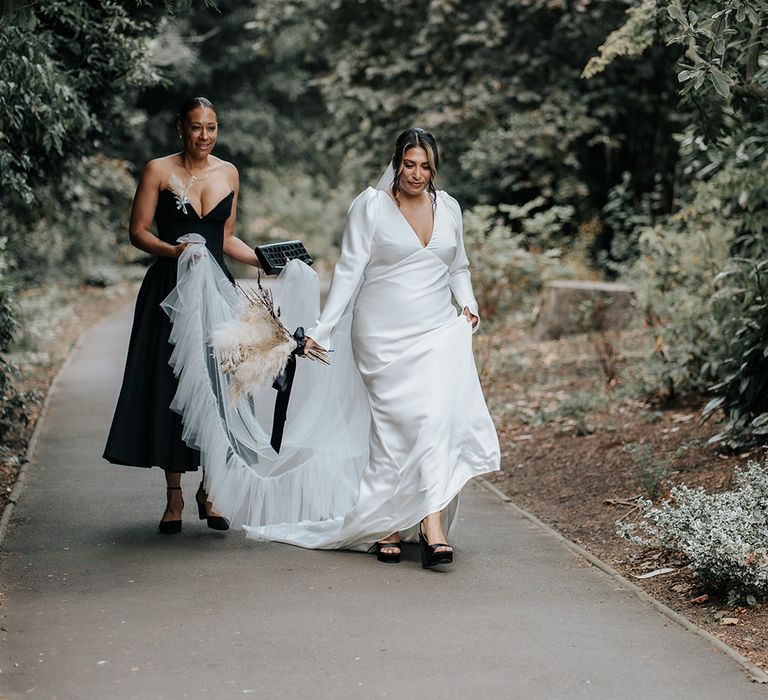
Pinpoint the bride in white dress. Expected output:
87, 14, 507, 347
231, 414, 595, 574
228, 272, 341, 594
162, 128, 500, 567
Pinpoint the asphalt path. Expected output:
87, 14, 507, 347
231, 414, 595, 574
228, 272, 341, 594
1, 303, 766, 699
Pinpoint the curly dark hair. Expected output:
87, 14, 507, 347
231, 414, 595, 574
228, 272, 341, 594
391, 127, 439, 206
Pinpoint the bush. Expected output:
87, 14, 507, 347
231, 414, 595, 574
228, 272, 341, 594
0, 237, 31, 458
461, 204, 577, 321
703, 256, 768, 448
618, 461, 768, 600
240, 167, 357, 264
616, 152, 768, 448
623, 441, 671, 499
5, 155, 135, 285
0, 3, 156, 206
620, 216, 733, 399
600, 171, 666, 269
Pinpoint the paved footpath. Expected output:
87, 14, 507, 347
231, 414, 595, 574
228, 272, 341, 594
1, 304, 767, 700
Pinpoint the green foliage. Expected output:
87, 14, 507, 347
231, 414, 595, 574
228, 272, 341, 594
667, 0, 768, 105
621, 171, 734, 393
0, 2, 157, 204
704, 254, 768, 448
240, 168, 357, 262
586, 0, 768, 447
461, 205, 570, 320
5, 156, 136, 286
618, 149, 768, 446
0, 237, 30, 457
0, 239, 15, 355
309, 0, 682, 224
623, 441, 672, 498
583, 0, 659, 79
460, 89, 598, 214
601, 171, 666, 267
587, 0, 768, 125
619, 461, 768, 599
0, 0, 182, 461
0, 1, 169, 284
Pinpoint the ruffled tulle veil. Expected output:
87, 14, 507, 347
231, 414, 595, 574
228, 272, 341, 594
161, 234, 371, 529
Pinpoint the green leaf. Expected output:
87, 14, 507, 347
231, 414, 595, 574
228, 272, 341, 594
703, 396, 725, 415
714, 38, 725, 56
713, 270, 736, 284
709, 66, 732, 100
667, 3, 687, 25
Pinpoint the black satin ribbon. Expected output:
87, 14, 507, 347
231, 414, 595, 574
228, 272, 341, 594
270, 327, 306, 453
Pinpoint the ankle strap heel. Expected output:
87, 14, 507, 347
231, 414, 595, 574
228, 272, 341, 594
196, 483, 230, 531
159, 486, 184, 535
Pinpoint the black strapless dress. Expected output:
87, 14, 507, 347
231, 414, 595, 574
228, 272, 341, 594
103, 189, 235, 472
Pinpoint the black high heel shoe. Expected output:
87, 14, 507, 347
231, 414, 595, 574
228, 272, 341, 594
418, 521, 453, 568
196, 483, 230, 531
369, 539, 402, 563
158, 486, 183, 534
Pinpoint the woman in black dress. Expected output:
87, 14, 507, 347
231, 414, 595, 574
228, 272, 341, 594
103, 97, 260, 533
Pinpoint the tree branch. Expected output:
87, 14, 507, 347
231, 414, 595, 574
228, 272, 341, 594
733, 83, 768, 101
745, 14, 763, 84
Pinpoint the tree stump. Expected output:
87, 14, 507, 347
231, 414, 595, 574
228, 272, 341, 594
533, 280, 635, 340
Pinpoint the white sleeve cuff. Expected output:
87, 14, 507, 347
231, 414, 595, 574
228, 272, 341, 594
306, 320, 333, 350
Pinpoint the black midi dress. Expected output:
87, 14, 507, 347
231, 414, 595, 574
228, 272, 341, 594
103, 188, 235, 472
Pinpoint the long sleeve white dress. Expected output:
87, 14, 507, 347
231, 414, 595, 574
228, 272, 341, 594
162, 187, 500, 551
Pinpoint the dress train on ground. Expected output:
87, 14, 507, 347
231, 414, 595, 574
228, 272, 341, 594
162, 187, 500, 551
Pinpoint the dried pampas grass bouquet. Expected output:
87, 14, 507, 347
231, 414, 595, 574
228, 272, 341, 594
212, 276, 329, 399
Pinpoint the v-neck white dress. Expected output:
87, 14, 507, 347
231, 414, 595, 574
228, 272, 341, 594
240, 187, 500, 549
162, 187, 499, 551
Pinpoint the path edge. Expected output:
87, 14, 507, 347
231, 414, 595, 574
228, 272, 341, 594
476, 476, 768, 685
0, 314, 108, 547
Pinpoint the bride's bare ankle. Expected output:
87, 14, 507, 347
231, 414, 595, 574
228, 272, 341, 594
420, 514, 451, 550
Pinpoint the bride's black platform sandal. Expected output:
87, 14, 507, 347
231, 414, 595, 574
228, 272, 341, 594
418, 523, 453, 568
369, 540, 402, 563
196, 483, 230, 531
158, 486, 183, 535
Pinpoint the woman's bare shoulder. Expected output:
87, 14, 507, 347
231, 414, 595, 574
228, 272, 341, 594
142, 155, 180, 180
210, 156, 238, 187
210, 156, 237, 174
147, 154, 181, 168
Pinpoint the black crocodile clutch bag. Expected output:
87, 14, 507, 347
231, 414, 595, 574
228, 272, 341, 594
255, 240, 314, 276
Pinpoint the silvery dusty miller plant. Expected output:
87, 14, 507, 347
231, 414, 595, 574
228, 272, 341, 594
618, 461, 768, 599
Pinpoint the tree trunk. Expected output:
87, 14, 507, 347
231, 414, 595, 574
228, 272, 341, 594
533, 280, 635, 340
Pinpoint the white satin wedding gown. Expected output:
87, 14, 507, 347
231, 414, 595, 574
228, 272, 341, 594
162, 186, 500, 551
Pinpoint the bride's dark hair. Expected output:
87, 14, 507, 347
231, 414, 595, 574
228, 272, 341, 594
391, 128, 439, 206
176, 96, 216, 132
